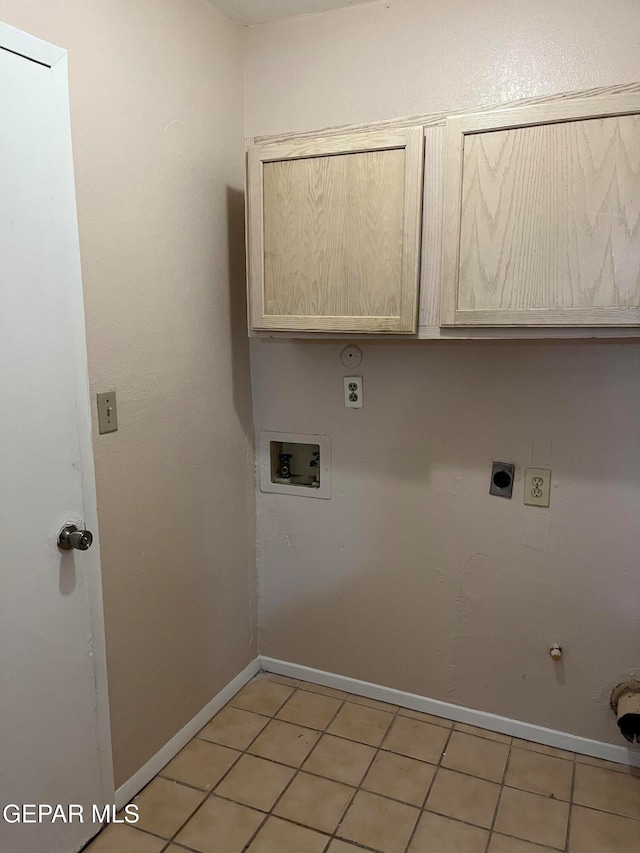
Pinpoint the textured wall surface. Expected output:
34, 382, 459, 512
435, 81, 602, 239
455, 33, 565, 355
245, 0, 640, 137
246, 0, 640, 745
0, 0, 255, 786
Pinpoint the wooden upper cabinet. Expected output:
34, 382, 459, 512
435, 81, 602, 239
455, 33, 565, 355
247, 128, 424, 333
440, 96, 640, 326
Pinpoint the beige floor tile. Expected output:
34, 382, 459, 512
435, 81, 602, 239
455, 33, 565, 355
276, 688, 342, 730
326, 842, 360, 852
132, 777, 206, 838
573, 762, 640, 819
399, 707, 453, 728
297, 680, 349, 699
215, 754, 295, 811
505, 747, 573, 801
454, 723, 511, 745
199, 706, 269, 750
511, 738, 573, 761
363, 750, 436, 806
327, 702, 394, 746
160, 739, 240, 790
383, 715, 450, 763
303, 733, 376, 786
347, 694, 399, 713
246, 816, 329, 852
84, 824, 166, 853
175, 796, 264, 853
442, 731, 509, 783
426, 768, 500, 828
274, 771, 354, 833
261, 672, 300, 688
230, 679, 294, 716
489, 834, 557, 852
338, 790, 419, 853
494, 787, 569, 849
575, 753, 637, 774
409, 811, 489, 852
248, 719, 320, 766
569, 804, 640, 853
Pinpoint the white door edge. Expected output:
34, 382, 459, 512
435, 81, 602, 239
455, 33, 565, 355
1, 21, 115, 812
52, 49, 116, 814
0, 21, 66, 68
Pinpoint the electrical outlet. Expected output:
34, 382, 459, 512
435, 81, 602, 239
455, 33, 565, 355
344, 376, 363, 408
489, 461, 515, 498
524, 467, 551, 507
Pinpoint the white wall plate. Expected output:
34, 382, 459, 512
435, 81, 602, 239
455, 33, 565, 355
259, 431, 331, 499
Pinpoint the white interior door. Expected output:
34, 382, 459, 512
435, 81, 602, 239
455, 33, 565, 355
0, 24, 113, 853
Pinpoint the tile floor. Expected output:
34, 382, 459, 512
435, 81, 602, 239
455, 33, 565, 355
86, 673, 640, 853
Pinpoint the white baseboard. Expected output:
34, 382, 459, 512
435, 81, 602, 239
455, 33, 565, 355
115, 657, 260, 809
259, 656, 640, 769
114, 651, 639, 809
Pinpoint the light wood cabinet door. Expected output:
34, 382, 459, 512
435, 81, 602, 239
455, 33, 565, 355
247, 128, 424, 333
440, 96, 640, 326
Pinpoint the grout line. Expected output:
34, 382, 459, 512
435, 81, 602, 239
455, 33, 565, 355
402, 719, 457, 853
574, 755, 640, 775
165, 840, 205, 853
324, 699, 404, 849
565, 754, 578, 852
487, 830, 566, 851
483, 734, 514, 853
237, 685, 354, 850
510, 739, 575, 763
153, 794, 212, 852
210, 679, 302, 850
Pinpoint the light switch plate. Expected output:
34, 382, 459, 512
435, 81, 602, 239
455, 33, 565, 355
97, 391, 118, 434
524, 467, 551, 507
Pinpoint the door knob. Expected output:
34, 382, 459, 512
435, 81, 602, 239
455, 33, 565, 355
58, 523, 93, 551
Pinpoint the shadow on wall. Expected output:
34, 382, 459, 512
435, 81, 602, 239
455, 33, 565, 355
226, 186, 253, 436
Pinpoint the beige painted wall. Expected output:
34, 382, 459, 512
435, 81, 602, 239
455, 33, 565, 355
0, 0, 255, 786
246, 0, 640, 745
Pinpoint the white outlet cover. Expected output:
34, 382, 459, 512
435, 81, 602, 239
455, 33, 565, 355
259, 431, 331, 500
524, 467, 551, 507
344, 376, 363, 408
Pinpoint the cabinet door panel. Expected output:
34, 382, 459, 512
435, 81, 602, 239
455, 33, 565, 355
248, 127, 423, 334
441, 96, 640, 326
263, 149, 404, 318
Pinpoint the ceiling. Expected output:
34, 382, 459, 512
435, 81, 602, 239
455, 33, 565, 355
210, 0, 380, 26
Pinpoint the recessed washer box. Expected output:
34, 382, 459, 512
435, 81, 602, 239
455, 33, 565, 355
259, 431, 331, 499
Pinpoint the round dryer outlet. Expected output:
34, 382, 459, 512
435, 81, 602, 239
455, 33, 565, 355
340, 345, 363, 368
